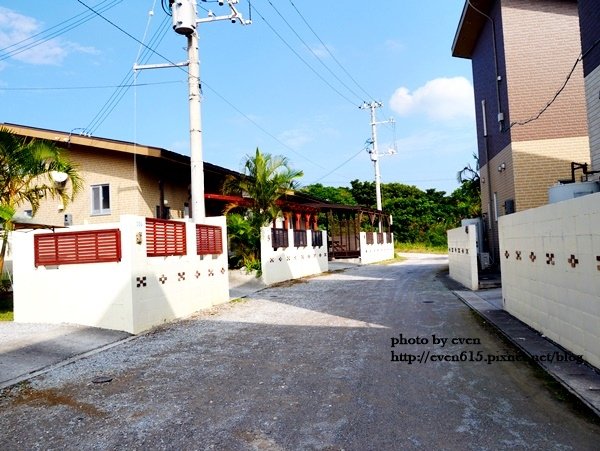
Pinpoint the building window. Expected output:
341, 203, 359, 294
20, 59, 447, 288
91, 184, 110, 216
493, 192, 498, 222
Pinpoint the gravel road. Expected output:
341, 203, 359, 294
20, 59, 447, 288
1, 254, 599, 450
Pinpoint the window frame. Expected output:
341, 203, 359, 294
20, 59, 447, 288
91, 184, 111, 216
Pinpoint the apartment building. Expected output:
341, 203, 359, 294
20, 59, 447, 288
452, 0, 589, 261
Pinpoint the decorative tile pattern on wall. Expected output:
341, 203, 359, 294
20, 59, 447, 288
195, 270, 201, 279
178, 272, 185, 281
208, 269, 214, 277
567, 254, 579, 268
136, 276, 147, 288
503, 249, 600, 271
159, 274, 167, 284
529, 252, 536, 262
220, 267, 226, 274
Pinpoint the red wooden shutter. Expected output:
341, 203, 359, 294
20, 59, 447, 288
196, 224, 223, 255
146, 218, 187, 257
34, 229, 121, 267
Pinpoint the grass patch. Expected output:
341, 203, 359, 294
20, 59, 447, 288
395, 242, 448, 254
0, 294, 14, 321
229, 297, 248, 304
379, 255, 407, 265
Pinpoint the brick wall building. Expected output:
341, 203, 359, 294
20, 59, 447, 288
579, 0, 600, 172
452, 0, 589, 263
3, 123, 236, 226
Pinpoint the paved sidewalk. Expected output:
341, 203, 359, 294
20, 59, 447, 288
454, 288, 600, 417
0, 323, 132, 390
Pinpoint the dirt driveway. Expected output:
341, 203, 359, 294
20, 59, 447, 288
1, 255, 599, 450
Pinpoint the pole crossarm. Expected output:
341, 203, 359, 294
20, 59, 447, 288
166, 0, 251, 221
133, 62, 189, 71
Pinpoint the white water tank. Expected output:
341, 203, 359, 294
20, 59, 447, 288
548, 181, 600, 204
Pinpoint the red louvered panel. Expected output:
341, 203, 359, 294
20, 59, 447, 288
146, 218, 187, 257
34, 229, 121, 267
196, 224, 223, 255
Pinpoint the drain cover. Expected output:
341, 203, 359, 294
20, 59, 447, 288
92, 376, 113, 384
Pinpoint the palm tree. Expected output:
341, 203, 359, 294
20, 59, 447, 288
224, 148, 303, 267
0, 126, 83, 276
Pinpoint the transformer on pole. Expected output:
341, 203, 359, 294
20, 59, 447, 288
359, 101, 396, 231
166, 0, 250, 221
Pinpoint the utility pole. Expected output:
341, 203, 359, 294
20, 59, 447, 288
359, 101, 395, 231
159, 0, 249, 221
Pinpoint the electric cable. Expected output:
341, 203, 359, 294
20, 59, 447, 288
508, 37, 600, 130
266, 0, 364, 103
201, 82, 328, 170
287, 0, 376, 102
310, 145, 369, 184
0, 80, 182, 91
250, 3, 358, 107
84, 14, 170, 135
0, 0, 123, 62
73, 0, 369, 178
75, 0, 329, 172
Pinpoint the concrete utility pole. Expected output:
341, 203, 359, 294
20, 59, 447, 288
169, 0, 250, 221
359, 101, 395, 231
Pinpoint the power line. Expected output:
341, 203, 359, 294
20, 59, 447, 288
201, 82, 328, 171
287, 0, 376, 102
0, 0, 123, 62
266, 0, 364, 103
310, 145, 368, 184
508, 37, 600, 130
73, 0, 328, 171
84, 14, 171, 134
73, 0, 362, 177
250, 3, 358, 107
0, 80, 182, 91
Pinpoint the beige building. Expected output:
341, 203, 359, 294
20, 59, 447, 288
452, 0, 589, 263
4, 123, 234, 227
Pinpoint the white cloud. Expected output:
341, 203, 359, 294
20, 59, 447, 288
278, 128, 313, 149
310, 44, 333, 59
384, 39, 404, 52
389, 77, 475, 122
0, 7, 95, 65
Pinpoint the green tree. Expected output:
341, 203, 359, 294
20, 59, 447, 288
224, 148, 303, 268
349, 179, 376, 208
454, 154, 481, 218
0, 127, 82, 276
301, 183, 357, 205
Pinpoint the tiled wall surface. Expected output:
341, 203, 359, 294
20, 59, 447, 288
260, 228, 328, 286
13, 215, 229, 334
499, 192, 600, 369
585, 65, 600, 172
359, 233, 394, 265
447, 225, 479, 291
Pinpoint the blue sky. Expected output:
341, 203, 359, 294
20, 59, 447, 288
0, 0, 476, 194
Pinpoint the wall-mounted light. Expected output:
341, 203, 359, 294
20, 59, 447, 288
497, 163, 506, 172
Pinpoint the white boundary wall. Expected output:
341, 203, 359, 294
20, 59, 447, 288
447, 225, 479, 291
359, 232, 395, 264
12, 215, 229, 334
260, 228, 328, 285
499, 192, 600, 369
